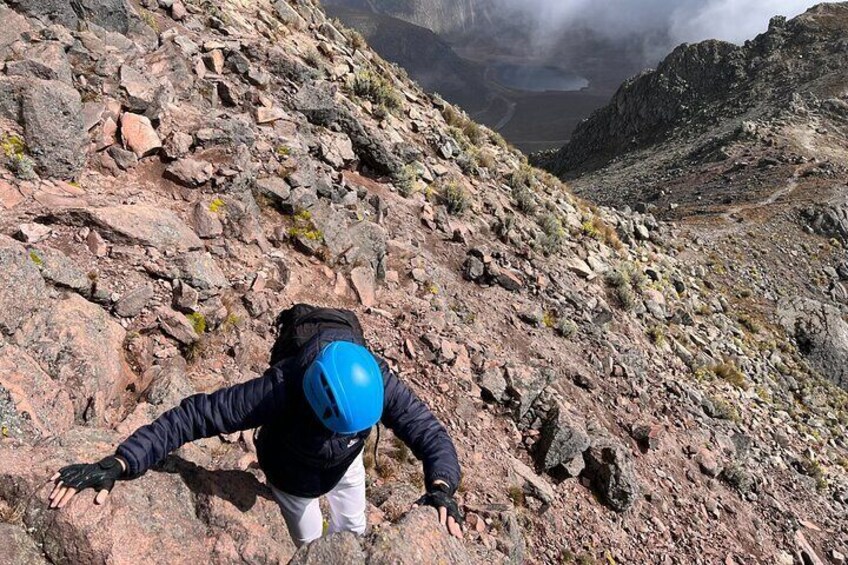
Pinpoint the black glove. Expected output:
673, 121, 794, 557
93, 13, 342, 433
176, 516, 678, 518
418, 483, 464, 525
54, 456, 125, 493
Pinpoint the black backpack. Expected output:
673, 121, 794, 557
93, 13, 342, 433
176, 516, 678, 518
270, 304, 365, 366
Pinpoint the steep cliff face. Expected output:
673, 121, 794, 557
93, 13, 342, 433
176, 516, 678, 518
323, 5, 491, 114
0, 1, 845, 564
539, 3, 848, 179
322, 0, 494, 35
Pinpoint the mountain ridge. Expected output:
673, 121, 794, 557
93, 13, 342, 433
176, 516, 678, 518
0, 1, 844, 564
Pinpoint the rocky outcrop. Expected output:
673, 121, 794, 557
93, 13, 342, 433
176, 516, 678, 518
290, 507, 472, 564
778, 297, 848, 390
539, 4, 848, 177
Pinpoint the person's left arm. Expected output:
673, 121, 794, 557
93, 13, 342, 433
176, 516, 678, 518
378, 360, 463, 537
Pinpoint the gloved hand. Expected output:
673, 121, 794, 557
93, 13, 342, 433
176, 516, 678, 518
49, 456, 126, 509
417, 482, 464, 538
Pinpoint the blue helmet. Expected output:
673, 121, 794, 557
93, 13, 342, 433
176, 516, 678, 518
303, 341, 384, 434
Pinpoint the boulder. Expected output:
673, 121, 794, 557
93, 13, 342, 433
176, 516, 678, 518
27, 246, 98, 299
121, 113, 161, 157
6, 42, 73, 84
778, 297, 848, 389
174, 251, 229, 292
52, 206, 202, 251
583, 440, 641, 512
165, 158, 215, 187
0, 235, 48, 336
0, 340, 75, 438
368, 507, 472, 564
534, 405, 590, 479
114, 284, 155, 318
294, 84, 403, 179
11, 0, 137, 33
0, 428, 296, 565
0, 523, 48, 565
288, 532, 366, 565
21, 79, 86, 178
13, 294, 135, 424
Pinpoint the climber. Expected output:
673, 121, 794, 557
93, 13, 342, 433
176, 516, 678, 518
48, 304, 463, 546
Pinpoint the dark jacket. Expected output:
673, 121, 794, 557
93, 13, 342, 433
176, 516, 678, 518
116, 327, 461, 498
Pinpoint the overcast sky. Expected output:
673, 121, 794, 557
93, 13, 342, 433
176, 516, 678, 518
496, 0, 834, 61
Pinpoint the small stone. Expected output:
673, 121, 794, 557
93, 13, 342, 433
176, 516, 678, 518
192, 202, 223, 239
695, 447, 722, 478
171, 0, 187, 20
256, 106, 287, 124
86, 230, 108, 257
566, 258, 594, 279
350, 266, 376, 307
165, 158, 214, 187
14, 223, 51, 243
631, 423, 663, 451
0, 179, 24, 210
114, 284, 154, 318
121, 112, 161, 157
163, 131, 193, 159
97, 117, 118, 151
157, 307, 199, 345
463, 255, 485, 281
107, 145, 139, 170
172, 280, 199, 312
204, 49, 225, 74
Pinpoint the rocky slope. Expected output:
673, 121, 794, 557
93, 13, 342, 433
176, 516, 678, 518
537, 3, 848, 210
323, 5, 491, 115
0, 1, 845, 564
321, 0, 493, 36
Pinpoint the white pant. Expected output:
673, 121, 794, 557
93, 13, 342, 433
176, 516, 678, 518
270, 453, 367, 547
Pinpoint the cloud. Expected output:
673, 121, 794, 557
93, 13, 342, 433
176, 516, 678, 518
493, 0, 835, 62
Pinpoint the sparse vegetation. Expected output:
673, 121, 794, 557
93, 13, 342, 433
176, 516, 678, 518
288, 209, 324, 241
556, 318, 578, 338
302, 48, 325, 70
348, 29, 366, 50
28, 250, 43, 266
348, 69, 403, 113
440, 180, 468, 216
538, 213, 566, 255
395, 165, 418, 197
187, 312, 207, 335
581, 216, 624, 251
209, 198, 225, 213
140, 9, 159, 33
2, 133, 36, 180
721, 462, 754, 493
605, 263, 645, 311
442, 105, 465, 128
462, 120, 483, 145
507, 485, 525, 507
712, 362, 747, 389
647, 326, 666, 346
737, 313, 762, 334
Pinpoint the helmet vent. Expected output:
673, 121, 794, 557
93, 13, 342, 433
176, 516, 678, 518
319, 371, 340, 420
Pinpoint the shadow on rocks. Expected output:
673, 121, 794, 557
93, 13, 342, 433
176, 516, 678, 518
157, 454, 274, 512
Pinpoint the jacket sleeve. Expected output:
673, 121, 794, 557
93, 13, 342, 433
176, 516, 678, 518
379, 361, 462, 493
116, 368, 286, 478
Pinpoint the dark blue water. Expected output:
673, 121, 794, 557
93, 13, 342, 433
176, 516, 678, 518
493, 63, 589, 92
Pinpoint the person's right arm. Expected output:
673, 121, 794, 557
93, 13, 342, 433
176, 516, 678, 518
116, 367, 286, 477
49, 367, 286, 508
